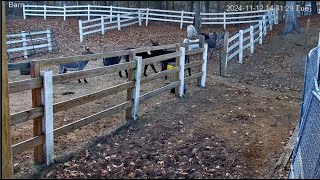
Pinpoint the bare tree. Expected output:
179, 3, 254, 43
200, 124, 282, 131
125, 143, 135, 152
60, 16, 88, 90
194, 1, 201, 35
282, 1, 300, 34
205, 1, 210, 13
190, 1, 194, 12
311, 1, 318, 15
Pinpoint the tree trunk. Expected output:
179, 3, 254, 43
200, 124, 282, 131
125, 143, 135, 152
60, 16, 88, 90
217, 1, 221, 13
166, 1, 169, 10
282, 1, 300, 34
194, 1, 201, 35
205, 1, 210, 13
172, 1, 175, 10
190, 1, 194, 12
311, 1, 317, 15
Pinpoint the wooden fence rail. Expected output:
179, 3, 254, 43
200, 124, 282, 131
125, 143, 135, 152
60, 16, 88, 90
7, 38, 208, 170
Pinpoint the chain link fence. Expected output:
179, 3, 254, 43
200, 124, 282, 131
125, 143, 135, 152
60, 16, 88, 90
289, 46, 320, 179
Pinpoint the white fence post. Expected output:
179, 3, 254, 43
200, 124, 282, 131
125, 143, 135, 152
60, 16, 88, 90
44, 5, 46, 20
40, 70, 54, 166
101, 16, 105, 34
46, 29, 52, 52
180, 10, 184, 29
87, 4, 90, 20
201, 43, 208, 87
239, 30, 243, 64
63, 5, 66, 21
23, 4, 26, 19
146, 8, 149, 26
269, 14, 272, 30
250, 25, 254, 53
138, 9, 142, 26
117, 14, 121, 30
132, 56, 142, 120
223, 12, 226, 30
79, 20, 83, 43
21, 31, 28, 59
179, 47, 185, 97
259, 21, 263, 44
263, 15, 267, 36
110, 6, 113, 22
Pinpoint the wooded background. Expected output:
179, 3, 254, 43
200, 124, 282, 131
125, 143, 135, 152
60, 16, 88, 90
5, 1, 319, 18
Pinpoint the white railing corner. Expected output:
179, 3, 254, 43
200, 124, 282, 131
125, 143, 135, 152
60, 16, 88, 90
250, 25, 254, 53
180, 10, 184, 29
201, 43, 208, 87
238, 29, 244, 64
117, 14, 121, 30
44, 5, 47, 20
21, 31, 28, 59
179, 47, 186, 97
101, 16, 105, 34
46, 29, 52, 52
132, 56, 142, 120
79, 20, 83, 43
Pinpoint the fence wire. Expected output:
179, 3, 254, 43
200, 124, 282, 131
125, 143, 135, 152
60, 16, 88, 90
289, 46, 320, 179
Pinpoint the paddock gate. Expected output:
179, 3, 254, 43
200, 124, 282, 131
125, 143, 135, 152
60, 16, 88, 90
289, 38, 320, 178
6, 37, 208, 167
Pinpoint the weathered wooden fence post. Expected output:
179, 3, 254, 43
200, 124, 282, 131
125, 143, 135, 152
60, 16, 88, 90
201, 43, 208, 87
87, 4, 90, 20
223, 12, 226, 30
180, 10, 184, 29
101, 16, 105, 34
250, 25, 254, 53
197, 35, 205, 87
40, 70, 54, 165
63, 5, 66, 21
175, 43, 181, 96
179, 47, 186, 97
259, 21, 263, 44
30, 60, 45, 164
117, 14, 121, 30
221, 32, 229, 77
21, 31, 28, 59
146, 8, 149, 26
131, 56, 142, 120
238, 30, 243, 64
79, 20, 83, 43
44, 5, 46, 20
126, 49, 136, 120
2, 2, 13, 177
46, 29, 52, 52
138, 9, 141, 26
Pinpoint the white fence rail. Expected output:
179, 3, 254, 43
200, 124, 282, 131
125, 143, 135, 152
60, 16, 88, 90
221, 13, 275, 76
23, 4, 278, 30
6, 29, 53, 59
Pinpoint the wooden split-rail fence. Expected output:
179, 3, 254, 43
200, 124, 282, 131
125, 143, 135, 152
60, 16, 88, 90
6, 36, 208, 167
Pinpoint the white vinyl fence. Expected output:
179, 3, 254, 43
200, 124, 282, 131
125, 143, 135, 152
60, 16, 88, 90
6, 29, 53, 59
23, 4, 278, 30
221, 13, 275, 76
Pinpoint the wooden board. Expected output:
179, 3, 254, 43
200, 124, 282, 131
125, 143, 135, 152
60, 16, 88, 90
140, 81, 180, 102
9, 77, 42, 94
11, 135, 44, 156
142, 51, 180, 66
10, 107, 44, 126
141, 66, 180, 84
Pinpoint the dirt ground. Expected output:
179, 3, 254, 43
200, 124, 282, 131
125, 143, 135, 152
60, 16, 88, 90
6, 15, 320, 178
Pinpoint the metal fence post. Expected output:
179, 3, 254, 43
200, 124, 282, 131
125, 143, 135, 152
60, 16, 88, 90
131, 56, 142, 120
101, 16, 105, 34
263, 15, 267, 36
40, 70, 54, 165
79, 20, 83, 43
21, 31, 28, 59
46, 29, 52, 52
250, 25, 254, 53
44, 5, 46, 20
201, 43, 208, 87
117, 14, 121, 30
179, 47, 185, 97
180, 10, 184, 29
239, 30, 243, 64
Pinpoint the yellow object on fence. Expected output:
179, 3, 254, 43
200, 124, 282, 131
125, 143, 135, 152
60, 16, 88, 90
167, 64, 174, 70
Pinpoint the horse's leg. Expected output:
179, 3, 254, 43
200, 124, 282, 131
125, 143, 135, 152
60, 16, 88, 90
119, 71, 123, 78
143, 65, 149, 77
150, 63, 157, 73
78, 79, 81, 83
84, 78, 88, 83
125, 70, 128, 78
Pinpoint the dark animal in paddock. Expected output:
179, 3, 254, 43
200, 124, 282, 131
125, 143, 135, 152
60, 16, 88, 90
201, 32, 225, 60
59, 46, 94, 83
102, 56, 128, 77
